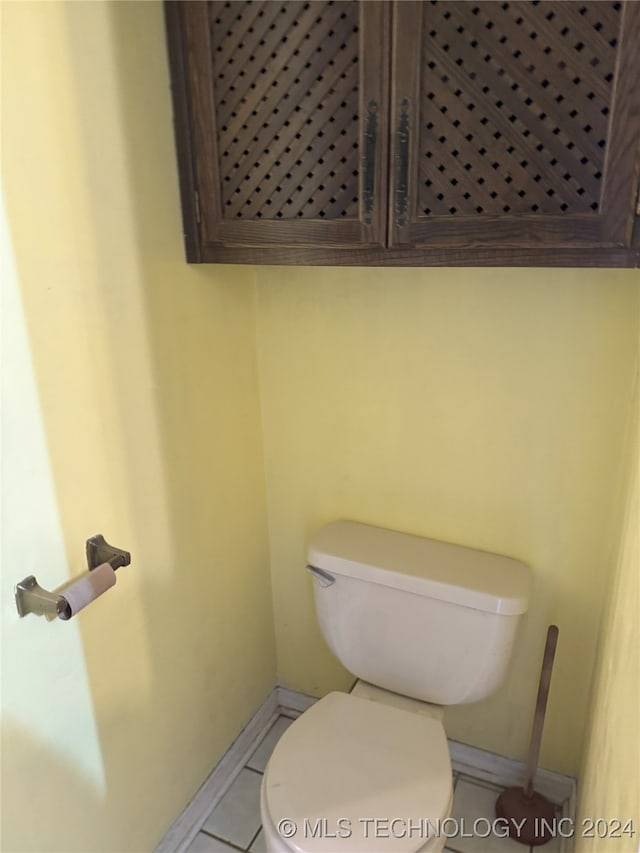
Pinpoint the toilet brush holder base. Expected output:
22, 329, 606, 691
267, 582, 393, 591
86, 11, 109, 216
496, 786, 557, 846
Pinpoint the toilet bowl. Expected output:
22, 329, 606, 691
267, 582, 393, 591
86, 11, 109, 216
260, 521, 531, 853
261, 686, 452, 853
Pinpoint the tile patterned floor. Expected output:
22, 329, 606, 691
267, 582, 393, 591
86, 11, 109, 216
186, 716, 564, 852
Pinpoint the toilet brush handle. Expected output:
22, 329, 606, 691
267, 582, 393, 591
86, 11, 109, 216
524, 625, 559, 798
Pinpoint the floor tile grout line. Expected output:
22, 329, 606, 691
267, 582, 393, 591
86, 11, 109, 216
245, 825, 262, 851
198, 764, 263, 851
199, 828, 246, 851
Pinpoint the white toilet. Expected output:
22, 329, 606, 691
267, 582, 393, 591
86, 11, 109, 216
260, 520, 531, 853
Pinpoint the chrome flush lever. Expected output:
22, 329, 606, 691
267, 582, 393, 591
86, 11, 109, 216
305, 565, 335, 587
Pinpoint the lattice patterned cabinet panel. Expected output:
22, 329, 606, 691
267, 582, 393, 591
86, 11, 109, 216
167, 0, 390, 258
418, 1, 617, 217
212, 1, 360, 223
390, 0, 640, 254
166, 0, 639, 265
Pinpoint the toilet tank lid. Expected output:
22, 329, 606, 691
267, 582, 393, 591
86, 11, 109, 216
308, 520, 531, 615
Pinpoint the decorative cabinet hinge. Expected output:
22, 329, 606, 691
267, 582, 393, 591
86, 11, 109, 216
194, 189, 201, 224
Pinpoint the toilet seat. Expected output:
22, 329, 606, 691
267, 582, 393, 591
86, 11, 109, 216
262, 692, 452, 852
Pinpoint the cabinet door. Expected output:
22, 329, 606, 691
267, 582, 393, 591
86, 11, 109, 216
389, 1, 640, 261
166, 1, 390, 262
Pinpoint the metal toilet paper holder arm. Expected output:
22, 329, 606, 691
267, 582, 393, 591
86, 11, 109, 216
15, 535, 131, 619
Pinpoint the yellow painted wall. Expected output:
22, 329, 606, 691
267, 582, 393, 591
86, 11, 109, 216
2, 0, 639, 848
255, 266, 639, 776
1, 2, 274, 850
575, 368, 639, 852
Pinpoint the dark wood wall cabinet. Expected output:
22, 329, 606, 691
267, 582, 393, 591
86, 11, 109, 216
165, 1, 640, 267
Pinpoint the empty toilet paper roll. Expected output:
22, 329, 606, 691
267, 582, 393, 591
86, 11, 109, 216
59, 562, 117, 620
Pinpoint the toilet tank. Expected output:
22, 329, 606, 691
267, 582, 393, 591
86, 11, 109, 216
307, 521, 531, 705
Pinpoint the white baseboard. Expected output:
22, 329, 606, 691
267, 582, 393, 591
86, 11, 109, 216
154, 688, 280, 853
449, 739, 575, 805
155, 686, 576, 853
275, 684, 318, 717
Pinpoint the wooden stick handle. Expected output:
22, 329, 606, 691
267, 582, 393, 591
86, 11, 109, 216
524, 625, 559, 798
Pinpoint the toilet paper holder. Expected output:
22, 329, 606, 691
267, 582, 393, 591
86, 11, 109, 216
14, 535, 130, 620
